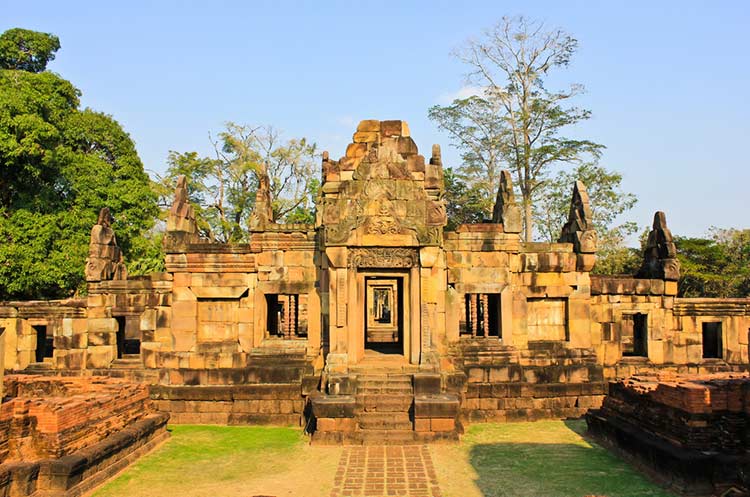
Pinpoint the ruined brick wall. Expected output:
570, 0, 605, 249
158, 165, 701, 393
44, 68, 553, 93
587, 373, 750, 494
596, 373, 750, 452
1, 375, 154, 461
0, 375, 169, 497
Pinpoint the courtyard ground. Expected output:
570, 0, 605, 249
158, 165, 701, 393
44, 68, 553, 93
91, 420, 674, 497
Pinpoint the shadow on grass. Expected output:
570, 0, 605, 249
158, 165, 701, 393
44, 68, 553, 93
467, 420, 674, 497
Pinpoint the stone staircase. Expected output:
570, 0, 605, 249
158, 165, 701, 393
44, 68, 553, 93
309, 370, 461, 445
355, 373, 415, 443
92, 355, 160, 383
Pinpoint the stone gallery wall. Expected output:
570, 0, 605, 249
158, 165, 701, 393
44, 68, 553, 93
0, 301, 86, 371
0, 120, 748, 435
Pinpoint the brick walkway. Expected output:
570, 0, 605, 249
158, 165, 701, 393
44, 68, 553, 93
330, 446, 442, 497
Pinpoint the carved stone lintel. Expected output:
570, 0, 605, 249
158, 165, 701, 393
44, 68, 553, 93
348, 248, 419, 269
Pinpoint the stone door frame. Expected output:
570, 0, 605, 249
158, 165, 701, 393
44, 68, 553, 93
354, 269, 418, 364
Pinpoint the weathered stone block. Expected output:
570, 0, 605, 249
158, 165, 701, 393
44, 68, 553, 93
356, 120, 380, 132
353, 131, 379, 143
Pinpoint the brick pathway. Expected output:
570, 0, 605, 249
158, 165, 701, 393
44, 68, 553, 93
330, 445, 442, 497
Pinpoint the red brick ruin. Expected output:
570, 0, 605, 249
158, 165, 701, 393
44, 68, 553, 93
0, 375, 167, 497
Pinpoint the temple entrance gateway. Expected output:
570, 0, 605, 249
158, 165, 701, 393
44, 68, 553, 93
364, 276, 403, 354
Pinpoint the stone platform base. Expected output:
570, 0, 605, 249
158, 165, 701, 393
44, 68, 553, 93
150, 384, 306, 426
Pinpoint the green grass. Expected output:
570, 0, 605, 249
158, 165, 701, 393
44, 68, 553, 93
459, 420, 674, 497
92, 425, 311, 497
92, 421, 675, 497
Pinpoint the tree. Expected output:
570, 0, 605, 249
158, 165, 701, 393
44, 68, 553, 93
675, 229, 750, 298
429, 16, 603, 241
160, 123, 319, 243
0, 28, 60, 72
443, 168, 489, 230
0, 28, 158, 299
534, 161, 638, 274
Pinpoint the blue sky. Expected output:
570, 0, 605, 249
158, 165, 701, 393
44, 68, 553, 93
3, 1, 749, 241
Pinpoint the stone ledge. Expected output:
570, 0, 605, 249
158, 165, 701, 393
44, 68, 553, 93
414, 394, 459, 418
309, 394, 356, 418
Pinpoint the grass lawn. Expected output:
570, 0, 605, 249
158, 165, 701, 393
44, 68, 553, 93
92, 421, 673, 497
433, 419, 675, 497
91, 425, 341, 497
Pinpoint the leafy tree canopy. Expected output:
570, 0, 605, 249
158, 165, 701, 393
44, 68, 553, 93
533, 161, 639, 274
429, 16, 604, 241
160, 123, 318, 243
675, 229, 750, 298
0, 28, 158, 300
443, 168, 490, 230
0, 28, 60, 73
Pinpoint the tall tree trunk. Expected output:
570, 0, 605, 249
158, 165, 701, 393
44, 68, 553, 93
524, 199, 533, 242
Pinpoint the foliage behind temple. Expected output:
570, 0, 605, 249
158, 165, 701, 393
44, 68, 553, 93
0, 28, 158, 299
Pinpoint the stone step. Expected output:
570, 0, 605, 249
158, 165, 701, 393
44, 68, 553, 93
357, 394, 413, 412
358, 385, 413, 395
25, 362, 54, 371
356, 429, 420, 445
357, 374, 412, 383
357, 412, 412, 430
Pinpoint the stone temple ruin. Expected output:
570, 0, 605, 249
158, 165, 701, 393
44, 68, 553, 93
0, 120, 748, 491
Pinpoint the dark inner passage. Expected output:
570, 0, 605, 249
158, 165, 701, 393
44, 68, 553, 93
702, 322, 723, 359
33, 325, 53, 362
365, 276, 403, 355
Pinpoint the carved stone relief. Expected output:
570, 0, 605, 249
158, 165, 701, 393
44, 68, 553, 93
347, 248, 419, 268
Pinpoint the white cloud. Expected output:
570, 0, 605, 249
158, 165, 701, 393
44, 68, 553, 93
436, 85, 485, 104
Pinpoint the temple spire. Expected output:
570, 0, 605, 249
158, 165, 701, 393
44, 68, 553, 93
85, 207, 127, 282
636, 211, 680, 280
558, 180, 597, 271
491, 170, 521, 233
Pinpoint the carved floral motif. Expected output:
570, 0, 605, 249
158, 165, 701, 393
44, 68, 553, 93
348, 248, 418, 268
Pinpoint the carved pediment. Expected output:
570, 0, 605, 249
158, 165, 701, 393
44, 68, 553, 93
319, 120, 445, 247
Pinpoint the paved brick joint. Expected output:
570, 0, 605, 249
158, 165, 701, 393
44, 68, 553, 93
331, 445, 442, 497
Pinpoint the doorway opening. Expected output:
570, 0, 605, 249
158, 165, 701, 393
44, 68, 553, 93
702, 322, 723, 359
115, 316, 141, 359
364, 276, 403, 355
33, 325, 53, 362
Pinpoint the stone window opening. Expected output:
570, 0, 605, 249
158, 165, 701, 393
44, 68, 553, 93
622, 313, 648, 357
702, 322, 723, 359
33, 324, 53, 362
462, 294, 501, 338
266, 294, 307, 339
